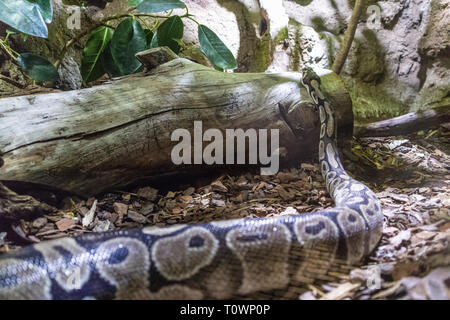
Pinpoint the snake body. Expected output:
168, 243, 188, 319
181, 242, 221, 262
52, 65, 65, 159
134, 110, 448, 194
0, 69, 383, 300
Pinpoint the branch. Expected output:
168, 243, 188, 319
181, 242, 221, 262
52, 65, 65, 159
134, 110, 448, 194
0, 75, 26, 89
331, 0, 364, 74
354, 105, 450, 137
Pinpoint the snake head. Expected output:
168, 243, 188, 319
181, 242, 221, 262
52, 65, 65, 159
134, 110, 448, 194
301, 67, 321, 87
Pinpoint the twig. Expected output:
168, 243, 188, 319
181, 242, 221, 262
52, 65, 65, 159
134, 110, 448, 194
0, 75, 26, 89
331, 0, 364, 74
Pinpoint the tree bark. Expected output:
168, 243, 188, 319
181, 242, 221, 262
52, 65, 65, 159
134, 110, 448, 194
354, 105, 450, 137
0, 58, 352, 197
0, 155, 56, 219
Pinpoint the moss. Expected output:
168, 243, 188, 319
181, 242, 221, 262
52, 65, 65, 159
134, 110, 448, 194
321, 72, 345, 94
274, 27, 289, 43
414, 84, 450, 112
356, 29, 385, 83
252, 32, 272, 72
311, 17, 329, 33
293, 0, 313, 5
319, 32, 337, 69
288, 19, 302, 72
343, 78, 409, 122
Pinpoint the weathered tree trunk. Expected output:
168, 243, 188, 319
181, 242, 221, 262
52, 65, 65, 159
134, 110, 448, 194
354, 105, 450, 137
0, 58, 352, 197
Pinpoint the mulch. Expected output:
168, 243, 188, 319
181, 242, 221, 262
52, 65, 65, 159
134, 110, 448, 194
1, 124, 449, 300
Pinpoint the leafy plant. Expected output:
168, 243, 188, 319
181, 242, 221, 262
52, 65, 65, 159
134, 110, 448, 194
198, 24, 237, 70
156, 15, 184, 54
17, 53, 59, 82
80, 26, 114, 83
0, 0, 237, 85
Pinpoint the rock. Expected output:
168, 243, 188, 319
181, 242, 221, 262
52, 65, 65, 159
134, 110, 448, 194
127, 210, 147, 224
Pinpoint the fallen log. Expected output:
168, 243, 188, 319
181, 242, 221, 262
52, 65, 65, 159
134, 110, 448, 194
0, 55, 352, 197
354, 105, 450, 137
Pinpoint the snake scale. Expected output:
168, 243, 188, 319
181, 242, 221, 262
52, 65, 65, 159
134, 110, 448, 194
0, 68, 383, 300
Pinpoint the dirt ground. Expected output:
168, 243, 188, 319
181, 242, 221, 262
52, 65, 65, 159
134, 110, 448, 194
1, 125, 449, 300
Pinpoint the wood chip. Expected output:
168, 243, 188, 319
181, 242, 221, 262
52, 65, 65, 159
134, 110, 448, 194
82, 199, 97, 227
390, 229, 411, 248
137, 187, 158, 201
372, 281, 402, 299
31, 217, 48, 229
127, 210, 148, 224
211, 180, 228, 193
55, 218, 77, 232
113, 202, 128, 216
319, 282, 360, 300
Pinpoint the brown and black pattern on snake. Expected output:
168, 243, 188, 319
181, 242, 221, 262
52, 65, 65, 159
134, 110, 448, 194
0, 68, 383, 300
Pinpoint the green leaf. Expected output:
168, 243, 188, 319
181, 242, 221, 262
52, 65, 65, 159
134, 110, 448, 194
81, 26, 114, 83
157, 15, 183, 54
102, 43, 122, 78
0, 0, 48, 38
17, 53, 58, 82
198, 24, 237, 70
29, 0, 53, 24
144, 29, 154, 49
128, 0, 142, 5
135, 0, 185, 13
149, 31, 159, 48
110, 18, 147, 75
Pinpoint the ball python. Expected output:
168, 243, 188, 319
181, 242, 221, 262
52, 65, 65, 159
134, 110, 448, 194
0, 68, 383, 300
